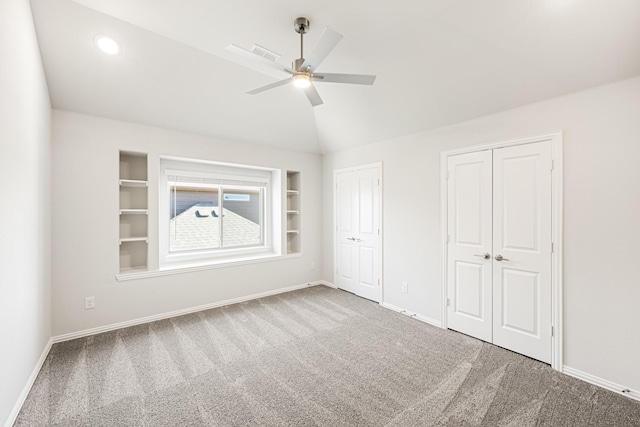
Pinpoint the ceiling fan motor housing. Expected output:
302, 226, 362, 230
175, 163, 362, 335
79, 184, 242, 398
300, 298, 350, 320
294, 17, 309, 34
292, 58, 306, 72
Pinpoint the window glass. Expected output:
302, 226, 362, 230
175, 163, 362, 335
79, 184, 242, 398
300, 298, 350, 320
169, 183, 220, 252
160, 157, 273, 266
221, 188, 262, 248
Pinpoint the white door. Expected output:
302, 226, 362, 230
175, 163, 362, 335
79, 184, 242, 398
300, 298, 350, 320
492, 142, 552, 363
446, 141, 552, 364
335, 166, 381, 302
446, 151, 493, 342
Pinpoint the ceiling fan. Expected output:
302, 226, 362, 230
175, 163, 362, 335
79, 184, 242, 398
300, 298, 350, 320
226, 17, 376, 107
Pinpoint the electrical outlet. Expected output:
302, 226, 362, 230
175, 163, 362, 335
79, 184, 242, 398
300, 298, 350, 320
402, 282, 408, 293
310, 262, 316, 270
85, 296, 96, 310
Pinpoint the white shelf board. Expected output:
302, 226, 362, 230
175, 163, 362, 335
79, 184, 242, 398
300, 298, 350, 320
120, 209, 148, 215
119, 266, 148, 275
119, 237, 148, 244
286, 230, 300, 234
286, 190, 299, 195
286, 210, 299, 214
119, 179, 148, 187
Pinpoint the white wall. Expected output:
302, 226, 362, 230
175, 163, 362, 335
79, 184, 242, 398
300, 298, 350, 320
0, 0, 52, 425
52, 110, 322, 336
323, 76, 640, 393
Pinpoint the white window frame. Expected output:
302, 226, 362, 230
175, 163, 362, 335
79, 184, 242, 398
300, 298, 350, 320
159, 156, 277, 268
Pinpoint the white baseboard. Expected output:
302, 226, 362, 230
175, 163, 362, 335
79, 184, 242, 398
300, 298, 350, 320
53, 281, 328, 343
321, 280, 338, 289
562, 365, 640, 402
381, 302, 442, 328
5, 338, 53, 427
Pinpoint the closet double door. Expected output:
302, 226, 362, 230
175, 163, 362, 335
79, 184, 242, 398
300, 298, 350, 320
446, 141, 552, 363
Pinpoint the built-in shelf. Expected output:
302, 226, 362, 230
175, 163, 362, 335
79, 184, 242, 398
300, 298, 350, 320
120, 209, 148, 215
119, 151, 148, 274
119, 237, 149, 244
286, 171, 301, 254
119, 179, 148, 187
119, 266, 149, 274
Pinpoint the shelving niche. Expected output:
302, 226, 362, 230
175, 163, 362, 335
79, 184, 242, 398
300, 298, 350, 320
286, 171, 301, 254
119, 151, 148, 274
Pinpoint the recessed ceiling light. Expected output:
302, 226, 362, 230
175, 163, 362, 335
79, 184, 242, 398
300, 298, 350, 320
95, 36, 120, 55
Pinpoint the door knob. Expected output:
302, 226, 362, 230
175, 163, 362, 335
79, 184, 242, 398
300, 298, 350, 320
474, 253, 491, 259
494, 254, 509, 261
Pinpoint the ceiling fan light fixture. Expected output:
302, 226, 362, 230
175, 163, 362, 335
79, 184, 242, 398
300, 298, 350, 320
292, 73, 311, 89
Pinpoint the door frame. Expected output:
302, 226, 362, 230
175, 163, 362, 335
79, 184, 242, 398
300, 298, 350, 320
333, 162, 384, 303
440, 132, 563, 371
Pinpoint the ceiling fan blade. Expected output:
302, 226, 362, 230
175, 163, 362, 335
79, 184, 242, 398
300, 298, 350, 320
247, 78, 291, 95
303, 84, 324, 107
225, 44, 294, 79
313, 73, 376, 85
300, 27, 344, 72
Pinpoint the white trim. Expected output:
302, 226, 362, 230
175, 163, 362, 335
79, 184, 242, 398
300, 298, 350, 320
4, 338, 53, 427
440, 131, 563, 156
440, 131, 564, 370
332, 162, 384, 175
163, 169, 270, 185
333, 162, 384, 304
551, 135, 564, 371
117, 252, 302, 281
158, 157, 278, 269
381, 302, 442, 328
159, 154, 278, 172
53, 281, 328, 343
440, 151, 449, 330
321, 281, 338, 289
563, 366, 640, 402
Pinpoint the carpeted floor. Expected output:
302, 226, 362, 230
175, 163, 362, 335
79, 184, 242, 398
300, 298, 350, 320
15, 286, 640, 426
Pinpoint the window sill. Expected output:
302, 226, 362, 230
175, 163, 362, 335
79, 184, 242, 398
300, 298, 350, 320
115, 252, 302, 281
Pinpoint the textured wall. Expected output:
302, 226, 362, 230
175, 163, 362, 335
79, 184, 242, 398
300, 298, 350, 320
0, 0, 52, 425
51, 110, 322, 336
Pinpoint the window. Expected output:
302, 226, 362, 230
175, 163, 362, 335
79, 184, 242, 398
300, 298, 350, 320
159, 157, 277, 267
223, 193, 250, 202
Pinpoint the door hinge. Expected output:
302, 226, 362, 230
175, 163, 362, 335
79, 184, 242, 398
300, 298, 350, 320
378, 228, 380, 235
377, 178, 380, 186
551, 326, 554, 337
551, 242, 554, 253
447, 298, 451, 307
378, 279, 380, 286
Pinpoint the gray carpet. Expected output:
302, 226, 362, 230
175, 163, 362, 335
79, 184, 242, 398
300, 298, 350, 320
15, 286, 640, 426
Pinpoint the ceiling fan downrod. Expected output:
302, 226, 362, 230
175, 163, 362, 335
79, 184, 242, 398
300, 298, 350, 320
293, 17, 310, 72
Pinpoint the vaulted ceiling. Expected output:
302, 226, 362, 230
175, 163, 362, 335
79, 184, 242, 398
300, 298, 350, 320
31, 0, 640, 153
